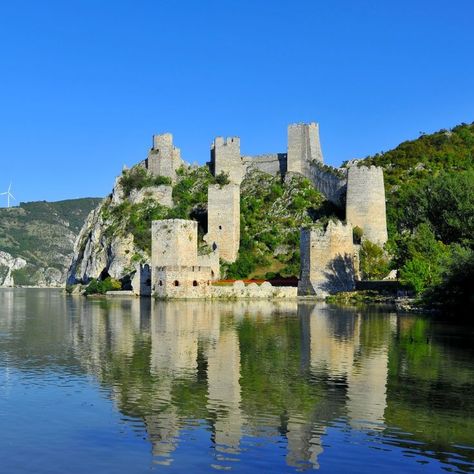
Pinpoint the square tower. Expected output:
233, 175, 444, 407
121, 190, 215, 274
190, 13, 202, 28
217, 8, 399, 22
152, 219, 198, 268
205, 184, 240, 263
287, 122, 323, 177
298, 220, 356, 297
147, 133, 182, 182
209, 137, 244, 184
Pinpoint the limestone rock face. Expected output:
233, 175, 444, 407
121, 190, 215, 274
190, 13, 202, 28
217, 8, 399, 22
0, 251, 27, 287
67, 200, 145, 284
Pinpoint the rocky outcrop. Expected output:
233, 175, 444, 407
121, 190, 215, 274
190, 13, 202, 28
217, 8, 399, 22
0, 251, 27, 287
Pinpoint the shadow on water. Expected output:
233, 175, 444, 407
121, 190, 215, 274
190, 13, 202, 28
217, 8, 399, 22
1, 289, 474, 472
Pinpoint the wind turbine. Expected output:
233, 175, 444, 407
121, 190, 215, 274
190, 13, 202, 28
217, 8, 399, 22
1, 183, 16, 208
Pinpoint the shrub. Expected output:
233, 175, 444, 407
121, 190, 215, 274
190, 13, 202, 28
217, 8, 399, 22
359, 241, 390, 280
84, 277, 122, 295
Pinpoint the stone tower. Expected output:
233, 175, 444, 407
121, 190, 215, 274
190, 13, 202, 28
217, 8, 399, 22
147, 133, 182, 183
345, 165, 388, 245
298, 220, 356, 297
205, 184, 240, 263
152, 219, 198, 268
287, 122, 323, 177
151, 219, 213, 298
209, 137, 244, 184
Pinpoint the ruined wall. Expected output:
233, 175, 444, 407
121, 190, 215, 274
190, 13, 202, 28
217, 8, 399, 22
308, 163, 347, 207
242, 153, 287, 176
151, 219, 198, 269
147, 133, 182, 182
204, 184, 240, 263
287, 123, 323, 177
211, 281, 298, 299
131, 263, 151, 296
209, 137, 244, 184
345, 165, 388, 244
129, 185, 173, 207
298, 220, 356, 297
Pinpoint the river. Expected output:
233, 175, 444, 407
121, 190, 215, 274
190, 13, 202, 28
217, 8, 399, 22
1, 289, 473, 473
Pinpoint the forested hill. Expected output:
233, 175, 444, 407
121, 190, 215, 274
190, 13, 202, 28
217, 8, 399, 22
358, 122, 474, 315
0, 198, 102, 287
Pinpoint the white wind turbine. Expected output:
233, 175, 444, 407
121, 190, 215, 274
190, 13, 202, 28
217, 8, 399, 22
1, 183, 16, 208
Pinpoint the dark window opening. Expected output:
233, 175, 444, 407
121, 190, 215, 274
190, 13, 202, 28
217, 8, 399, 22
173, 280, 180, 287
218, 225, 222, 230
193, 280, 198, 287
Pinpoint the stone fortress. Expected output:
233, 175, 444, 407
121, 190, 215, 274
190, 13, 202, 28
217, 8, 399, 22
139, 121, 388, 299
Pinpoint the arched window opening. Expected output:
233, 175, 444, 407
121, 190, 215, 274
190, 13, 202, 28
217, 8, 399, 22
193, 280, 198, 287
173, 280, 180, 287
158, 280, 163, 286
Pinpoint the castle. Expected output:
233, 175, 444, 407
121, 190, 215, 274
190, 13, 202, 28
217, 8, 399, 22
140, 122, 388, 299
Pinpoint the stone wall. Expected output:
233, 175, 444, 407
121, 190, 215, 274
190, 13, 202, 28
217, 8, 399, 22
147, 133, 183, 183
298, 220, 356, 297
345, 165, 388, 244
153, 265, 213, 298
131, 263, 152, 296
209, 137, 244, 184
204, 184, 240, 263
197, 250, 220, 280
211, 281, 298, 299
287, 123, 323, 177
129, 185, 173, 207
308, 163, 347, 207
242, 153, 287, 176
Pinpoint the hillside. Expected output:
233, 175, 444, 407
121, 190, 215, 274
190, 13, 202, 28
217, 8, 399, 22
358, 122, 474, 314
0, 198, 102, 286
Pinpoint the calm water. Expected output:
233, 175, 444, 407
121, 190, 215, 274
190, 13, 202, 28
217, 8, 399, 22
1, 290, 474, 473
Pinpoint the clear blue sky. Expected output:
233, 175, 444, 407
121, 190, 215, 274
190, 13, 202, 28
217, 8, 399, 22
1, 0, 473, 203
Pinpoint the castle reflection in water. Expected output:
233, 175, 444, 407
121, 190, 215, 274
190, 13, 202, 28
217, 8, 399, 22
67, 297, 394, 469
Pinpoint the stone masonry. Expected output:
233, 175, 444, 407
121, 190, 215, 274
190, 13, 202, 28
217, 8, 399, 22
287, 123, 323, 177
151, 219, 213, 298
345, 165, 388, 244
207, 123, 323, 184
209, 137, 244, 184
147, 133, 183, 183
298, 220, 356, 297
204, 184, 240, 263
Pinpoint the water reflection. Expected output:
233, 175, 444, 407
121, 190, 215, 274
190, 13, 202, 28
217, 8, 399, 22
1, 290, 474, 473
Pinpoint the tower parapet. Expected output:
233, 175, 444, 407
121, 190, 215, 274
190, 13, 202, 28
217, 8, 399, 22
287, 122, 323, 177
147, 133, 182, 183
345, 165, 388, 244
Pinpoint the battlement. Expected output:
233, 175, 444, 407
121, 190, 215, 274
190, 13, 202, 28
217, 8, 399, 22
345, 165, 388, 244
212, 136, 240, 149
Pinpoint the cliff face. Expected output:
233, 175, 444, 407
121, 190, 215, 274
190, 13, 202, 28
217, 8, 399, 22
0, 198, 101, 287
